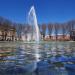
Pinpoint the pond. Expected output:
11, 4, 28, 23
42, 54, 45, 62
0, 41, 75, 75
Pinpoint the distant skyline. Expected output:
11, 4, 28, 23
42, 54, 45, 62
0, 0, 75, 24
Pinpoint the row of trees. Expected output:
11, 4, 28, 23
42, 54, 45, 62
40, 20, 75, 40
0, 16, 75, 41
15, 20, 75, 40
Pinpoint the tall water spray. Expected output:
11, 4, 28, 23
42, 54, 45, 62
28, 6, 40, 42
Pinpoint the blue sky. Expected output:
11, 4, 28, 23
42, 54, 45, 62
0, 0, 75, 24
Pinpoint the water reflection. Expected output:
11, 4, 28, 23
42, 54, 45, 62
0, 41, 74, 75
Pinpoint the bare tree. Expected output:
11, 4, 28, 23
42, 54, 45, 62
10, 25, 16, 41
1, 19, 12, 41
41, 24, 46, 39
24, 25, 30, 40
54, 23, 60, 40
16, 24, 23, 40
67, 21, 74, 40
61, 23, 67, 40
48, 23, 53, 39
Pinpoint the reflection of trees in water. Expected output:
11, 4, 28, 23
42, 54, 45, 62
0, 42, 74, 74
48, 42, 60, 57
0, 42, 75, 62
66, 42, 75, 57
0, 47, 16, 72
16, 47, 35, 65
47, 42, 75, 58
0, 47, 16, 58
41, 43, 48, 60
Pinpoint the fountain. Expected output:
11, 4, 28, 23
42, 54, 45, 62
22, 6, 40, 42
28, 6, 40, 42
28, 6, 41, 61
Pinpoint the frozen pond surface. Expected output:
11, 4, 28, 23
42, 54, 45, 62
0, 41, 75, 75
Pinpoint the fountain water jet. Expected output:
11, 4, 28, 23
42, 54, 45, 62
27, 6, 40, 42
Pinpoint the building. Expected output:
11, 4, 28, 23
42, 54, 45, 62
0, 25, 17, 41
45, 34, 70, 41
70, 30, 75, 41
